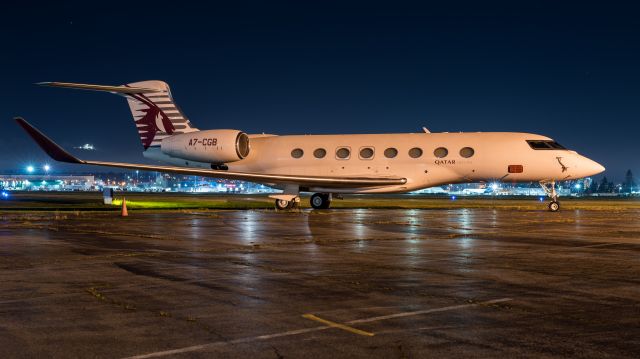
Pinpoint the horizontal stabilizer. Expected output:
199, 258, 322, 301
37, 82, 161, 94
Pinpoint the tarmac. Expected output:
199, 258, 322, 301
0, 206, 639, 358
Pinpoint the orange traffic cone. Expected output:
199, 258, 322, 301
121, 197, 128, 217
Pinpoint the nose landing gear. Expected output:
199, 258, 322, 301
539, 180, 560, 212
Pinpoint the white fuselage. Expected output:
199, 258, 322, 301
144, 131, 604, 193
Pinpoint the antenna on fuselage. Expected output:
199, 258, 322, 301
422, 127, 431, 133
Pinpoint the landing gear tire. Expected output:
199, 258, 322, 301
310, 193, 331, 209
275, 199, 296, 210
540, 180, 561, 212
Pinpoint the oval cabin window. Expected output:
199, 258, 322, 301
384, 148, 398, 158
291, 148, 304, 158
359, 147, 374, 159
408, 147, 423, 158
336, 147, 351, 159
434, 147, 448, 158
460, 147, 474, 158
313, 148, 326, 158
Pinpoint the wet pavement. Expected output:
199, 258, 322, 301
0, 208, 639, 358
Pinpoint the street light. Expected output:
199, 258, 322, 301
44, 164, 50, 173
26, 165, 34, 173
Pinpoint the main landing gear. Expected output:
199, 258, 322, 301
310, 193, 332, 209
274, 198, 299, 210
273, 193, 333, 210
539, 180, 560, 212
271, 184, 301, 210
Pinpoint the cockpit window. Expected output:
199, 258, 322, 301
526, 140, 566, 150
547, 142, 566, 149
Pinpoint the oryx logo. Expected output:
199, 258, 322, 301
128, 93, 175, 149
556, 157, 568, 173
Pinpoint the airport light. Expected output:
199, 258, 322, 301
44, 164, 51, 172
26, 165, 34, 173
574, 183, 581, 190
490, 183, 499, 190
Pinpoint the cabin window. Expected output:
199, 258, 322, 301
291, 148, 304, 158
460, 147, 475, 158
384, 148, 398, 158
313, 148, 326, 159
526, 140, 566, 150
434, 147, 448, 158
336, 147, 351, 159
359, 147, 374, 159
408, 147, 423, 158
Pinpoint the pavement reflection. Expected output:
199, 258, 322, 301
0, 207, 639, 358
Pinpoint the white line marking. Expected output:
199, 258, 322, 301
577, 242, 621, 249
375, 324, 460, 335
123, 297, 512, 359
124, 326, 330, 359
347, 298, 512, 324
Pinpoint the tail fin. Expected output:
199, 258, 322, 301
124, 81, 198, 149
38, 80, 198, 149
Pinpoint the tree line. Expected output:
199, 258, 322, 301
587, 169, 636, 194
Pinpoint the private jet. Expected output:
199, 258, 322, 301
16, 80, 605, 211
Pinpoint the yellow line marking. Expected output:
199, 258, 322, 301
302, 313, 375, 337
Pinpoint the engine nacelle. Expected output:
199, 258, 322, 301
161, 129, 250, 164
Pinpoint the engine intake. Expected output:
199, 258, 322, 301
161, 129, 250, 164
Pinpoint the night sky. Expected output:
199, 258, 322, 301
1, 1, 638, 180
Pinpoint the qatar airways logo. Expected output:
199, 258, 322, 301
435, 159, 456, 165
128, 93, 175, 149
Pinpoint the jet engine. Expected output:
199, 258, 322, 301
161, 129, 250, 164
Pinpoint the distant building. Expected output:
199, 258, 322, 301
412, 186, 448, 194
0, 174, 95, 191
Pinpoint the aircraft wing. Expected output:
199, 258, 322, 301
15, 118, 407, 188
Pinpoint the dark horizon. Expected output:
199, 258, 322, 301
1, 1, 638, 181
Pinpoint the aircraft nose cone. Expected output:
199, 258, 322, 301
593, 161, 605, 174
585, 158, 605, 176
573, 155, 605, 178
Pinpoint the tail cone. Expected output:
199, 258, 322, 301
121, 197, 128, 217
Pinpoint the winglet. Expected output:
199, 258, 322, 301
14, 117, 83, 164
